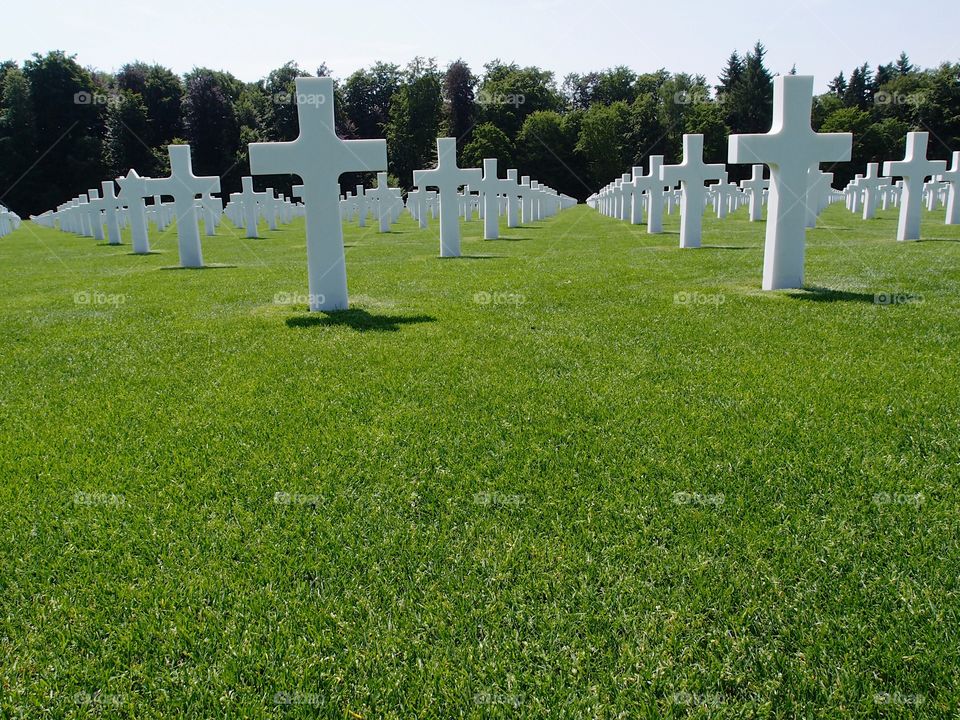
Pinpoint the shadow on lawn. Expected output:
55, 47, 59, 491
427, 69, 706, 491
700, 244, 752, 250
438, 254, 505, 260
286, 309, 436, 332
786, 286, 877, 303
159, 264, 237, 270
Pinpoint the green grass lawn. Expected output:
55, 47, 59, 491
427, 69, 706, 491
1, 201, 959, 718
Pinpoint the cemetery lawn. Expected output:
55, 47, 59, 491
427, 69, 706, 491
2, 204, 960, 719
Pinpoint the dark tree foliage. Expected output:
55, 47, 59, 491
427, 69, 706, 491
443, 59, 477, 151
2, 46, 959, 213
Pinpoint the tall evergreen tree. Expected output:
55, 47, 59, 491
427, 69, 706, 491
895, 52, 914, 76
843, 63, 873, 109
21, 51, 103, 215
386, 59, 442, 187
103, 90, 158, 177
828, 72, 847, 98
0, 67, 37, 213
443, 60, 477, 151
738, 41, 774, 134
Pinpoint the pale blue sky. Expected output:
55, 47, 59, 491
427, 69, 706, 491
6, 0, 957, 92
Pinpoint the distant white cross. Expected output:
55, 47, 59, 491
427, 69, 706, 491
883, 132, 947, 241
100, 180, 124, 245
412, 137, 481, 257
476, 158, 516, 240
943, 151, 960, 226
660, 134, 726, 249
144, 145, 221, 268
739, 164, 769, 222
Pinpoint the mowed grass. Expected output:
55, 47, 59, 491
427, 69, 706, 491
1, 200, 959, 719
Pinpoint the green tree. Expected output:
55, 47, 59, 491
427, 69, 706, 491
443, 60, 477, 150
478, 62, 564, 139
461, 123, 513, 168
843, 63, 873, 109
342, 62, 402, 139
386, 59, 443, 188
103, 90, 159, 177
515, 110, 584, 198
181, 68, 241, 182
21, 51, 103, 215
259, 61, 312, 142
683, 100, 729, 164
738, 41, 773, 134
575, 101, 632, 187
117, 63, 183, 147
0, 67, 37, 213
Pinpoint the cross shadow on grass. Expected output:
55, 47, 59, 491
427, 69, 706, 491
286, 309, 436, 332
700, 244, 752, 250
159, 264, 238, 270
439, 254, 505, 260
786, 286, 877, 303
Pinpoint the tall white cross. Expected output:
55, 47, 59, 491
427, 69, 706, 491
237, 176, 268, 238
100, 180, 123, 245
739, 164, 769, 222
86, 188, 106, 241
857, 163, 890, 220
201, 193, 222, 236
505, 169, 522, 228
943, 151, 960, 226
249, 77, 386, 311
144, 145, 221, 268
117, 169, 151, 254
366, 172, 394, 233
477, 158, 516, 240
629, 156, 665, 233
660, 134, 726, 248
729, 75, 852, 289
412, 137, 481, 257
883, 132, 947, 241
353, 185, 369, 227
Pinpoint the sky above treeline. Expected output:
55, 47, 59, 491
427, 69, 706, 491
5, 0, 957, 91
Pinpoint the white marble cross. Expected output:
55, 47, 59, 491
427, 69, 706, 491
100, 180, 123, 245
629, 156, 665, 233
505, 169, 522, 228
237, 176, 268, 238
86, 188, 106, 241
249, 78, 387, 311
477, 158, 515, 240
144, 145, 221, 268
660, 134, 725, 248
943, 151, 960, 225
413, 137, 482, 257
883, 132, 947, 241
366, 172, 394, 233
712, 176, 739, 219
857, 163, 890, 220
729, 75, 852, 289
739, 164, 769, 222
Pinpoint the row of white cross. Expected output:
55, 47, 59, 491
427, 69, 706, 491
589, 75, 959, 291
593, 158, 772, 227
30, 77, 577, 313
838, 152, 960, 227
0, 205, 20, 238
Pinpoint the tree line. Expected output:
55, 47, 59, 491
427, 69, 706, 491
1, 44, 958, 216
